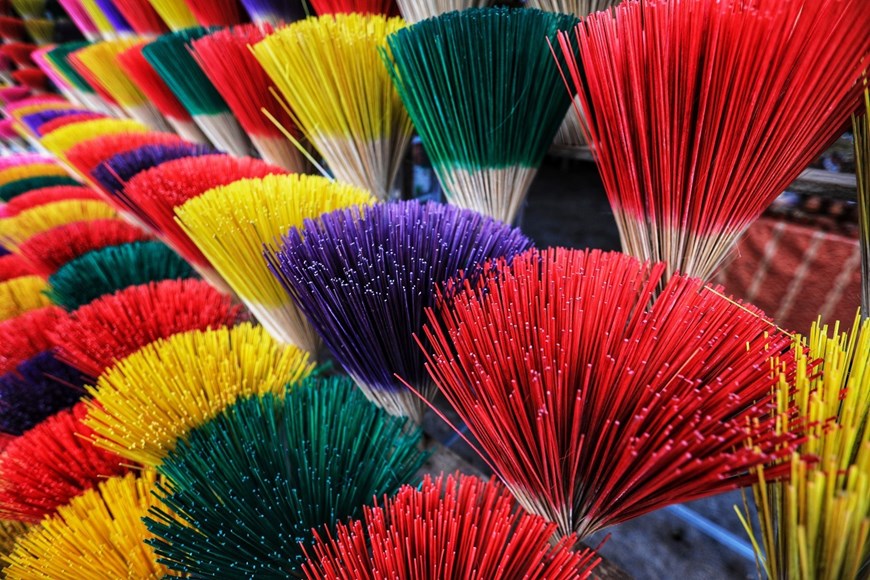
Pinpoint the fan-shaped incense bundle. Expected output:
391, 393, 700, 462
93, 0, 134, 34
121, 154, 284, 278
17, 218, 149, 275
190, 24, 308, 172
34, 112, 107, 136
739, 314, 870, 580
58, 0, 101, 40
0, 199, 116, 248
79, 0, 125, 38
64, 130, 183, 187
146, 0, 197, 30
70, 39, 172, 131
142, 28, 251, 155
111, 0, 167, 35
0, 176, 82, 202
0, 154, 54, 170
116, 42, 208, 143
3, 470, 169, 578
0, 163, 65, 187
47, 240, 197, 310
20, 108, 92, 135
856, 89, 869, 315
145, 376, 426, 576
420, 248, 800, 539
395, 0, 487, 23
176, 173, 375, 351
22, 18, 55, 45
555, 0, 870, 280
0, 276, 52, 321
10, 69, 49, 91
304, 472, 600, 579
0, 402, 129, 522
2, 185, 99, 217
85, 323, 314, 467
41, 118, 149, 158
0, 42, 37, 67
0, 255, 36, 283
309, 0, 398, 15
385, 8, 578, 224
0, 351, 85, 435
91, 142, 213, 199
45, 42, 119, 114
0, 86, 31, 104
253, 14, 413, 200
266, 200, 532, 422
183, 0, 244, 26
10, 0, 47, 18
51, 278, 243, 377
0, 16, 25, 41
240, 0, 306, 25
0, 307, 66, 375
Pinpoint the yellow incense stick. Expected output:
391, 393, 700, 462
0, 276, 52, 322
146, 0, 197, 31
0, 164, 66, 187
40, 118, 149, 157
79, 0, 121, 38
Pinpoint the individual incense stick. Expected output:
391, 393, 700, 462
145, 376, 426, 576
183, 0, 244, 26
51, 278, 243, 377
176, 173, 375, 351
2, 185, 100, 217
111, 0, 167, 35
308, 0, 398, 15
146, 0, 197, 30
121, 154, 284, 280
395, 0, 488, 23
85, 323, 314, 467
266, 200, 532, 422
47, 240, 197, 310
64, 131, 183, 187
0, 199, 117, 248
385, 8, 578, 224
116, 42, 207, 143
40, 118, 149, 158
0, 351, 86, 435
420, 248, 801, 540
0, 307, 66, 375
70, 39, 172, 131
0, 163, 66, 187
91, 142, 213, 199
856, 89, 869, 316
142, 28, 252, 155
190, 24, 308, 172
58, 0, 101, 40
738, 314, 870, 580
304, 473, 600, 579
0, 176, 82, 202
0, 402, 129, 523
555, 0, 870, 280
17, 218, 149, 276
253, 14, 413, 200
240, 0, 306, 25
4, 470, 169, 578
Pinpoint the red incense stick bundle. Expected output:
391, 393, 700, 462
304, 472, 600, 579
0, 307, 66, 375
111, 0, 169, 35
420, 248, 802, 540
12, 69, 50, 92
36, 112, 107, 136
0, 254, 37, 282
309, 0, 398, 15
65, 131, 184, 188
2, 185, 100, 217
554, 0, 870, 280
183, 0, 245, 26
190, 24, 307, 172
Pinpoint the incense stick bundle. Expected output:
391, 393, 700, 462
0, 199, 117, 248
121, 154, 284, 282
420, 248, 801, 539
0, 351, 86, 435
0, 16, 25, 41
142, 28, 252, 155
304, 473, 599, 579
0, 154, 55, 170
0, 42, 37, 67
0, 255, 36, 282
856, 89, 869, 316
0, 176, 83, 202
739, 314, 870, 579
2, 185, 99, 217
51, 278, 243, 377
17, 218, 149, 275
47, 240, 197, 310
20, 108, 92, 135
0, 276, 52, 322
395, 0, 488, 24
0, 521, 29, 566
0, 163, 66, 187
40, 118, 149, 159
44, 42, 118, 114
93, 0, 134, 34
85, 323, 313, 467
0, 402, 129, 522
555, 0, 870, 280
0, 307, 66, 375
183, 0, 245, 26
266, 201, 532, 422
116, 43, 208, 143
176, 173, 375, 351
240, 0, 306, 25
10, 0, 47, 18
91, 142, 213, 199
111, 0, 167, 35
145, 0, 197, 31
70, 39, 172, 131
22, 18, 55, 45
79, 0, 130, 39
308, 0, 398, 15
64, 130, 183, 188
32, 112, 107, 137
190, 24, 308, 172
10, 69, 51, 92
385, 8, 578, 225
253, 14, 413, 200
0, 86, 31, 104
145, 376, 426, 576
4, 470, 169, 578
58, 0, 101, 41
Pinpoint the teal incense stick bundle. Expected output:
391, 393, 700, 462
385, 7, 578, 224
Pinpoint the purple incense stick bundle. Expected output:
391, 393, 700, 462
240, 0, 307, 25
266, 200, 533, 423
21, 109, 92, 136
